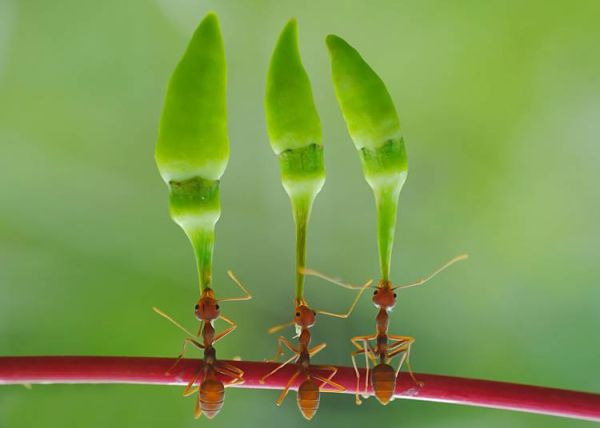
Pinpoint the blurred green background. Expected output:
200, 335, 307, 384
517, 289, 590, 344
1, 0, 599, 427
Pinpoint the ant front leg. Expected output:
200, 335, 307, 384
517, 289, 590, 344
308, 342, 327, 357
268, 336, 299, 362
212, 315, 237, 345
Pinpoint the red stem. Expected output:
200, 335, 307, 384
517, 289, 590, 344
0, 356, 598, 422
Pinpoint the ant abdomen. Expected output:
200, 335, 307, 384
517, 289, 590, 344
199, 378, 225, 419
297, 379, 320, 420
371, 363, 396, 405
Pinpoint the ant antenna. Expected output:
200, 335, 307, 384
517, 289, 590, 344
300, 267, 368, 290
317, 280, 372, 319
394, 254, 468, 290
153, 307, 197, 338
268, 320, 295, 335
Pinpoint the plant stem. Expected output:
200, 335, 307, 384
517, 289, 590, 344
190, 227, 214, 290
0, 356, 598, 422
292, 194, 311, 300
374, 185, 399, 282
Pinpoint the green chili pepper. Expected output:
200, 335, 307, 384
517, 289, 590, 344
326, 34, 407, 282
156, 12, 228, 292
266, 19, 325, 300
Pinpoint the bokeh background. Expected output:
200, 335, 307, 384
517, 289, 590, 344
1, 1, 599, 427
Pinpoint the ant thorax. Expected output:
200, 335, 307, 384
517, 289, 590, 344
204, 346, 217, 365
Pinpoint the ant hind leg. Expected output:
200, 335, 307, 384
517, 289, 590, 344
315, 366, 345, 392
276, 371, 300, 406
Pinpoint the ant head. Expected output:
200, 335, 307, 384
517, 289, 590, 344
294, 304, 316, 328
372, 282, 397, 310
194, 289, 220, 321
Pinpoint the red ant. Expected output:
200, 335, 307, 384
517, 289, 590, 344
154, 270, 251, 419
259, 280, 371, 419
303, 254, 467, 405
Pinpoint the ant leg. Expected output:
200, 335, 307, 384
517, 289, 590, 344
389, 346, 408, 375
388, 334, 414, 343
314, 366, 345, 392
215, 360, 245, 383
219, 361, 245, 378
403, 342, 422, 387
194, 395, 203, 419
388, 345, 411, 392
217, 270, 253, 302
183, 369, 202, 397
316, 280, 373, 319
350, 335, 377, 359
214, 366, 244, 385
276, 371, 300, 406
351, 349, 369, 404
387, 335, 420, 385
351, 335, 377, 397
300, 267, 368, 290
260, 354, 297, 384
388, 341, 422, 387
363, 340, 369, 397
168, 338, 205, 373
387, 335, 414, 356
269, 336, 299, 362
313, 375, 345, 392
212, 315, 237, 345
308, 342, 327, 357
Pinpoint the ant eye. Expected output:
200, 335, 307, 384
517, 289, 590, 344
296, 312, 300, 317
216, 305, 220, 310
373, 290, 378, 295
312, 311, 316, 316
194, 304, 199, 310
393, 293, 397, 298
